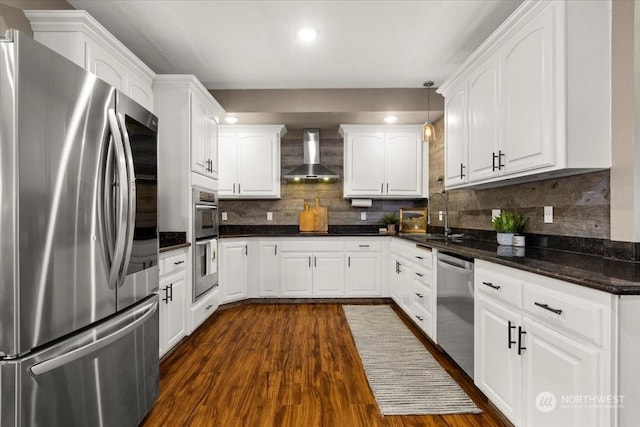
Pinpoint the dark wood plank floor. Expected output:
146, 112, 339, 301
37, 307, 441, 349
141, 303, 511, 427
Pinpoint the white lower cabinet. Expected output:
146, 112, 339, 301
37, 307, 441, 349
259, 240, 279, 297
279, 240, 345, 297
475, 259, 613, 427
159, 249, 188, 358
190, 286, 220, 333
389, 239, 436, 341
345, 252, 382, 296
219, 239, 248, 303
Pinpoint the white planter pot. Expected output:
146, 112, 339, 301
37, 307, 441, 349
497, 232, 514, 246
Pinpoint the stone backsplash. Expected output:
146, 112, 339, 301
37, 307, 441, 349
427, 118, 611, 240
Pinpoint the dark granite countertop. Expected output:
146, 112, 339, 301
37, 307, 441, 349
159, 231, 190, 253
398, 235, 640, 295
220, 224, 640, 295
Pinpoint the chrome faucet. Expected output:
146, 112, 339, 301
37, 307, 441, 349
427, 192, 451, 237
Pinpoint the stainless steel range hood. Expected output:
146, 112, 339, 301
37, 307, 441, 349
284, 129, 339, 181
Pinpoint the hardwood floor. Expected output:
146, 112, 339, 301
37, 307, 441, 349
141, 303, 511, 427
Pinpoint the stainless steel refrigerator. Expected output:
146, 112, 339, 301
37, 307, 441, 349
0, 30, 160, 427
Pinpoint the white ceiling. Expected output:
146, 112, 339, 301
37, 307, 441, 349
68, 0, 523, 90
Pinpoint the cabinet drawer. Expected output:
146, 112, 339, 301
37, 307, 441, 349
161, 251, 188, 276
523, 280, 609, 346
344, 241, 381, 251
412, 303, 434, 338
190, 286, 220, 332
413, 266, 433, 287
390, 238, 415, 261
475, 261, 522, 309
413, 280, 434, 314
279, 239, 344, 252
413, 246, 433, 269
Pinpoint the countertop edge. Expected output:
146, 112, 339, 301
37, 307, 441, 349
159, 242, 191, 253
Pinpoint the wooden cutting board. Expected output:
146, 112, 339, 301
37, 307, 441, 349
299, 202, 315, 232
313, 197, 328, 232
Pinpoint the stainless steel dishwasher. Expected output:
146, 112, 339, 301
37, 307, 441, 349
437, 251, 475, 379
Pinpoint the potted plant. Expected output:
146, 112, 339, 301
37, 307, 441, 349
492, 211, 528, 246
381, 212, 399, 234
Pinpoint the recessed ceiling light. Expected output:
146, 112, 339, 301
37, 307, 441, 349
297, 27, 317, 42
384, 115, 397, 124
224, 116, 238, 124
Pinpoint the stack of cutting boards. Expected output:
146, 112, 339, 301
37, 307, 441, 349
299, 196, 328, 232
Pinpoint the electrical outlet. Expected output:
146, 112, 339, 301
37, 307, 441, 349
221, 212, 228, 221
492, 209, 501, 220
544, 206, 553, 223
361, 212, 367, 221
267, 212, 273, 221
438, 211, 443, 221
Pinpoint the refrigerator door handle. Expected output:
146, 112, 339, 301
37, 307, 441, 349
30, 298, 158, 377
116, 111, 136, 286
107, 109, 129, 289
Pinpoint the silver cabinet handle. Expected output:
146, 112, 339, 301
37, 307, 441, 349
415, 255, 424, 260
348, 256, 351, 267
233, 183, 236, 194
238, 183, 241, 193
314, 256, 317, 267
174, 260, 185, 265
415, 292, 424, 299
244, 244, 248, 256
415, 315, 424, 322
534, 302, 563, 315
359, 244, 370, 248
415, 272, 424, 277
274, 245, 278, 256
309, 256, 311, 268
386, 183, 389, 193
381, 183, 384, 193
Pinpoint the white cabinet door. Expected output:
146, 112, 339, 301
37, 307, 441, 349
312, 252, 345, 296
501, 3, 556, 175
86, 40, 126, 91
220, 241, 248, 302
398, 259, 414, 314
475, 293, 522, 426
468, 53, 502, 182
444, 81, 469, 187
345, 132, 385, 196
259, 241, 279, 297
521, 317, 602, 427
191, 92, 213, 178
345, 252, 382, 296
237, 133, 280, 197
280, 252, 313, 297
390, 258, 401, 304
384, 132, 422, 196
207, 114, 219, 178
218, 133, 238, 196
163, 274, 187, 353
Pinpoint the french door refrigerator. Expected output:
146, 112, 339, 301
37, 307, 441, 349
1, 30, 160, 427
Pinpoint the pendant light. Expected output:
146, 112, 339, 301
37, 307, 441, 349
422, 81, 436, 143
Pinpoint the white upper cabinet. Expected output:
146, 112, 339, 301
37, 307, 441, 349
26, 10, 155, 112
154, 75, 224, 193
341, 125, 427, 199
467, 52, 501, 182
438, 0, 611, 189
443, 83, 469, 187
218, 125, 286, 199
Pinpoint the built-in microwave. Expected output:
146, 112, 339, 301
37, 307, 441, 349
193, 189, 218, 240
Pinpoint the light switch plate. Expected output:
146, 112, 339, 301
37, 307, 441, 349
544, 206, 553, 223
221, 212, 228, 221
267, 212, 273, 221
361, 212, 367, 220
492, 209, 501, 220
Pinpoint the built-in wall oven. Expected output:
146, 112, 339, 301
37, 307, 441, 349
193, 188, 218, 301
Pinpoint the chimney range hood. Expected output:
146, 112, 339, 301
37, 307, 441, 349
284, 129, 339, 181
